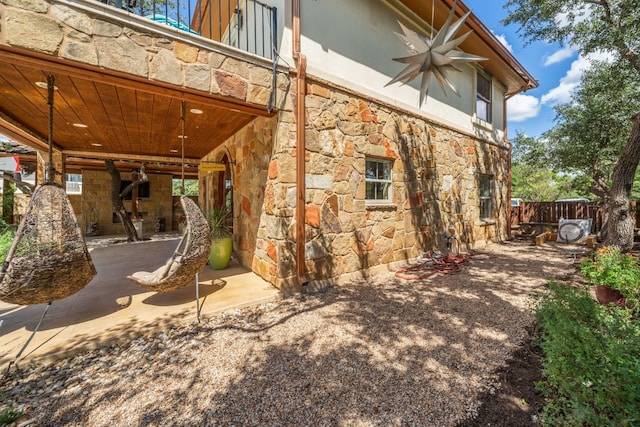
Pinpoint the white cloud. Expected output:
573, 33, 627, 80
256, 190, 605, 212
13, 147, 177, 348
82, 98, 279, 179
507, 94, 541, 122
544, 46, 577, 66
491, 31, 513, 53
541, 51, 615, 106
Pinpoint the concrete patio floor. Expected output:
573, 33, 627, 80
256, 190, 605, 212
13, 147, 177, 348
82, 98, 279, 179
0, 233, 280, 369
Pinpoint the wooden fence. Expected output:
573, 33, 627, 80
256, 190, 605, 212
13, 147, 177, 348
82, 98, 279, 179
511, 201, 640, 234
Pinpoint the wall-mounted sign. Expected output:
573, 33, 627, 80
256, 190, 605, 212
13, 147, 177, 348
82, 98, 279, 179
200, 163, 226, 172
0, 156, 20, 172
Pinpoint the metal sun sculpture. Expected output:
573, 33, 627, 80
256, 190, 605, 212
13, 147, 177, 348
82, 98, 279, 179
386, 0, 487, 106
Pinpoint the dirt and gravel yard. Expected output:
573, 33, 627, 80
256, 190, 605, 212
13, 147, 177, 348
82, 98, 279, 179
1, 240, 582, 426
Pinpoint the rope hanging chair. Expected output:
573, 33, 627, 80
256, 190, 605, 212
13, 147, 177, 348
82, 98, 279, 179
127, 101, 211, 292
0, 75, 96, 305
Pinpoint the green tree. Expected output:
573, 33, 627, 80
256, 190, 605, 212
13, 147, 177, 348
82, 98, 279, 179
511, 131, 548, 166
504, 0, 640, 250
510, 132, 591, 201
172, 179, 199, 196
543, 62, 640, 201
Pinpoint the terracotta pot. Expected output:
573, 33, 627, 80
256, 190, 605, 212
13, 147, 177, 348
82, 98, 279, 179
595, 285, 627, 308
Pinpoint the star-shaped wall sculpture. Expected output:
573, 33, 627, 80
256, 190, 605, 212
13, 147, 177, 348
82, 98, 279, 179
386, 0, 487, 106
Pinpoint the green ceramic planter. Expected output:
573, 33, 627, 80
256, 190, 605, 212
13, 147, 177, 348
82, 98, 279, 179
209, 237, 233, 270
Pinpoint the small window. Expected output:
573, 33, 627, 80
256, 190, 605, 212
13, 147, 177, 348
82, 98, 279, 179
66, 173, 82, 195
479, 174, 492, 220
476, 72, 492, 123
365, 158, 392, 203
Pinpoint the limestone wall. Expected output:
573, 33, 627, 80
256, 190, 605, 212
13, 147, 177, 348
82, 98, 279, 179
203, 79, 509, 290
274, 81, 508, 288
201, 115, 282, 278
296, 81, 508, 286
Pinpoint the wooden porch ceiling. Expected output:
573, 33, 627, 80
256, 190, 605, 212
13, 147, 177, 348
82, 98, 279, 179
0, 45, 273, 173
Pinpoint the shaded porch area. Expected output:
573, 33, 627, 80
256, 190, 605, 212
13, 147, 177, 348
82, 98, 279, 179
0, 234, 280, 369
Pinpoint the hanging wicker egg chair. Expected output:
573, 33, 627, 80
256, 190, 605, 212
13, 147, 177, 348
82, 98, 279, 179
0, 182, 97, 305
127, 195, 210, 292
0, 74, 96, 305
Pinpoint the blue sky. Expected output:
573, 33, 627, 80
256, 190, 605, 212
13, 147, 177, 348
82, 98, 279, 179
463, 0, 588, 139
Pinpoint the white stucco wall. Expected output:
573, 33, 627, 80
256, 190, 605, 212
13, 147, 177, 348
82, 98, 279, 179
277, 0, 506, 144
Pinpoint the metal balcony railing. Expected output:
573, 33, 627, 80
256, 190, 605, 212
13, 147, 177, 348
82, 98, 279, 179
98, 0, 278, 60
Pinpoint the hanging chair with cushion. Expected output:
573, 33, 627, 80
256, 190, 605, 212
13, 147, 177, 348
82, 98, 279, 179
0, 182, 97, 305
127, 195, 211, 293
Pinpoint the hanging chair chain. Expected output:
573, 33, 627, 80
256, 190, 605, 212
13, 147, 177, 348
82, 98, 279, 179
47, 74, 56, 184
180, 100, 186, 196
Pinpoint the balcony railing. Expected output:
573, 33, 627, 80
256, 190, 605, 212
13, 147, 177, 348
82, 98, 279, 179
98, 0, 278, 60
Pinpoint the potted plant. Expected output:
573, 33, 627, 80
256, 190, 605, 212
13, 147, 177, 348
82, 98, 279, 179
580, 246, 640, 312
208, 205, 233, 270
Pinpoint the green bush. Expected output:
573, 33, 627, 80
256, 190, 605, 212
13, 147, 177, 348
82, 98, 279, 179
0, 406, 23, 425
0, 391, 23, 425
536, 282, 640, 426
0, 226, 14, 264
580, 246, 640, 312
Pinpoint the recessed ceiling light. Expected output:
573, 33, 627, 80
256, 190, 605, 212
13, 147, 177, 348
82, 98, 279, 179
73, 123, 88, 128
35, 81, 59, 90
170, 149, 178, 153
91, 143, 102, 147
178, 135, 187, 139
190, 108, 203, 114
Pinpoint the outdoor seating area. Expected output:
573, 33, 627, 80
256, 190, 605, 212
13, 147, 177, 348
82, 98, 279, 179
0, 235, 279, 369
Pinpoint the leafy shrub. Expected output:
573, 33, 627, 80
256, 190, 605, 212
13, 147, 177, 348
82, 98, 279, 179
0, 406, 23, 425
580, 246, 640, 312
0, 391, 23, 425
536, 282, 640, 426
0, 226, 15, 264
207, 205, 232, 240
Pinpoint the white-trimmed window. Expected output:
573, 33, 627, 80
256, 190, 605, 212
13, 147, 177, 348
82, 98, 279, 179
66, 173, 82, 195
479, 174, 492, 220
476, 71, 492, 123
365, 158, 392, 204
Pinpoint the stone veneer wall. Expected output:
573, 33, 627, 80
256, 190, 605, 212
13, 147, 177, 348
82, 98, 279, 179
296, 81, 509, 286
0, 0, 281, 108
201, 116, 279, 271
208, 79, 510, 290
261, 81, 509, 288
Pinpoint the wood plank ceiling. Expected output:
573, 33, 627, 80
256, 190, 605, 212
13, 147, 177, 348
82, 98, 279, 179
0, 46, 273, 176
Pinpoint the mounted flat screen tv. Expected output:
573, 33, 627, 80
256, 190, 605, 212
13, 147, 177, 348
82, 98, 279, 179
120, 180, 150, 200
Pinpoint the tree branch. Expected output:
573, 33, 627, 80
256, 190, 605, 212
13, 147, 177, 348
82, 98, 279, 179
1, 172, 35, 195
118, 163, 148, 199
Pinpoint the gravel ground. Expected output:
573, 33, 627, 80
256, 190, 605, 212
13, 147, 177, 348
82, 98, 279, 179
1, 241, 581, 426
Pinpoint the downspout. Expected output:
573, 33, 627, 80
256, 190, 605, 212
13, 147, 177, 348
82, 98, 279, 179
293, 0, 307, 285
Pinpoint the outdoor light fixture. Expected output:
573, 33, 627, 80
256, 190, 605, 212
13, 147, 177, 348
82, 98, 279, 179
91, 143, 102, 147
170, 149, 178, 153
190, 108, 203, 114
234, 7, 243, 30
178, 135, 187, 139
73, 123, 88, 128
